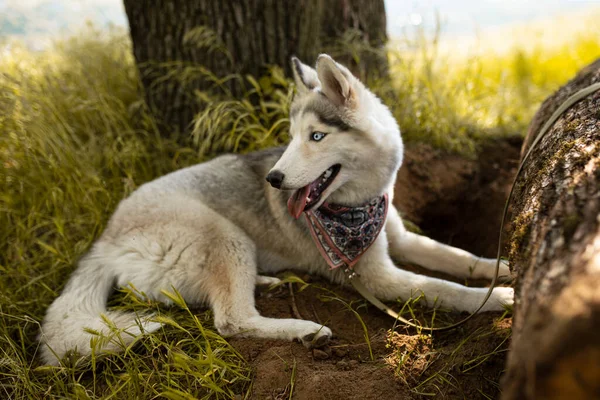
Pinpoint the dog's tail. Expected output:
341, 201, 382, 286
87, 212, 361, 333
39, 249, 161, 365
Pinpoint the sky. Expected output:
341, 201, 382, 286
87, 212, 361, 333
1, 0, 599, 48
384, 0, 598, 36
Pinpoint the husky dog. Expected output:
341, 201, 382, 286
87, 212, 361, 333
39, 55, 512, 365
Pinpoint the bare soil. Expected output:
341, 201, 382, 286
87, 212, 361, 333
230, 137, 522, 400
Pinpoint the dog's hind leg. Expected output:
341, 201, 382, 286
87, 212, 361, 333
109, 196, 331, 349
385, 206, 511, 280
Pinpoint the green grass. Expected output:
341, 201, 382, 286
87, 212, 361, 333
1, 11, 599, 399
0, 28, 249, 399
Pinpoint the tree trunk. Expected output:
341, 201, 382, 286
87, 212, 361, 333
502, 59, 600, 399
123, 0, 387, 136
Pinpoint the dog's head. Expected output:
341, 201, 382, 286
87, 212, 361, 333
267, 54, 403, 219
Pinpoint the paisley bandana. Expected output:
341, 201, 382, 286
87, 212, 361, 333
304, 194, 388, 270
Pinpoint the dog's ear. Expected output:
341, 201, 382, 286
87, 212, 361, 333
316, 54, 356, 108
291, 56, 320, 95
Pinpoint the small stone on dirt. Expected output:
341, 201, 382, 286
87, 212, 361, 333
249, 349, 260, 360
336, 360, 350, 370
333, 347, 348, 357
313, 349, 329, 360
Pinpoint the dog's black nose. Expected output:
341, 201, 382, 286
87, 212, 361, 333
266, 170, 285, 189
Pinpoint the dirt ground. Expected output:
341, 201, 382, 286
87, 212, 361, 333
229, 137, 522, 399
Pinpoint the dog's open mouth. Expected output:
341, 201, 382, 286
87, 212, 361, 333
287, 164, 341, 219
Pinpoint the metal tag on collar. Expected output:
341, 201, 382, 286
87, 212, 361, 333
344, 266, 358, 280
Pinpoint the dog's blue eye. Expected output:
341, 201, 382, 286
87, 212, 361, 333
311, 132, 327, 142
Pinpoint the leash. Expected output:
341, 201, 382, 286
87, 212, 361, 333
346, 82, 600, 332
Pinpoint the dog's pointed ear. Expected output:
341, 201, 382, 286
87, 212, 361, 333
291, 56, 320, 95
316, 54, 356, 108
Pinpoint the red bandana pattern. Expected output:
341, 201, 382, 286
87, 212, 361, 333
304, 194, 388, 270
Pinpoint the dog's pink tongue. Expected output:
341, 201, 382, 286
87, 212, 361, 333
287, 185, 310, 219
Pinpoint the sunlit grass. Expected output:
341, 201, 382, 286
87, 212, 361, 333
1, 9, 599, 398
386, 9, 600, 153
385, 301, 512, 398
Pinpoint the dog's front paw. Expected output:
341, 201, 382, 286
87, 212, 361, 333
480, 286, 514, 312
301, 325, 332, 349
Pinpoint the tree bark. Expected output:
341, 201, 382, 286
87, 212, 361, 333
502, 59, 600, 399
123, 0, 387, 136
